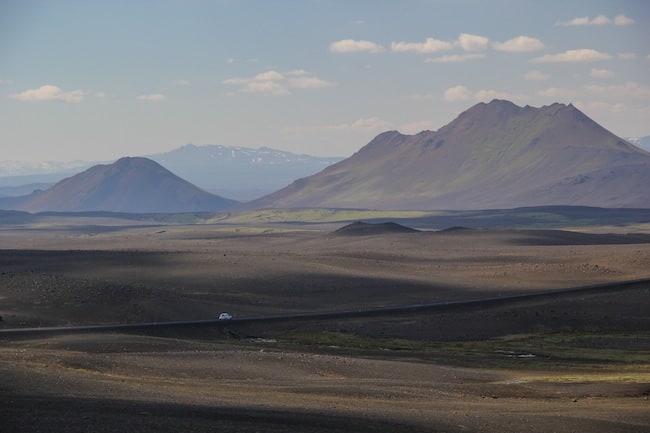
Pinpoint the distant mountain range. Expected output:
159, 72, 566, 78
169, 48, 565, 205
0, 157, 237, 213
0, 146, 343, 200
0, 159, 92, 177
253, 100, 650, 210
2, 100, 648, 214
147, 144, 343, 200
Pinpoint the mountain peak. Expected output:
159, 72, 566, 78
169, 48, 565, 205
114, 156, 155, 166
6, 157, 238, 213
486, 98, 519, 108
470, 98, 521, 112
252, 100, 650, 210
454, 99, 523, 125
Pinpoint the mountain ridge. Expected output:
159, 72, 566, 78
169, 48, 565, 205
251, 100, 650, 210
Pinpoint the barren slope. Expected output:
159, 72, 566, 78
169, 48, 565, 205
253, 100, 650, 210
2, 157, 238, 213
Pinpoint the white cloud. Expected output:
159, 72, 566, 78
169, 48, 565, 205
10, 84, 85, 103
474, 89, 528, 102
537, 87, 575, 98
592, 14, 612, 25
94, 91, 107, 98
226, 57, 234, 64
391, 37, 453, 53
492, 36, 544, 52
426, 53, 485, 63
254, 70, 285, 81
444, 85, 471, 102
557, 14, 611, 26
457, 33, 489, 51
223, 70, 335, 95
557, 14, 634, 26
288, 75, 334, 89
614, 14, 634, 25
247, 80, 288, 95
557, 16, 590, 26
329, 39, 384, 54
531, 49, 611, 63
618, 52, 636, 60
524, 70, 550, 81
283, 116, 393, 137
136, 93, 167, 102
590, 68, 615, 79
173, 79, 190, 86
351, 117, 393, 132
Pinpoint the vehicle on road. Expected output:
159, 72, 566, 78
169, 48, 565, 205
218, 312, 233, 320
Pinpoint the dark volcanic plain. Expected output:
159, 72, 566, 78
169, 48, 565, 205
1, 217, 649, 432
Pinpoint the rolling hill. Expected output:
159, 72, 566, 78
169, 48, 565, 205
252, 100, 650, 210
0, 157, 238, 213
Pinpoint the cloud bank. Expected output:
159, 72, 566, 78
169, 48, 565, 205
492, 36, 544, 52
426, 54, 485, 63
532, 49, 611, 63
391, 37, 453, 53
223, 70, 335, 95
556, 14, 634, 26
10, 85, 85, 103
329, 39, 384, 54
457, 33, 489, 51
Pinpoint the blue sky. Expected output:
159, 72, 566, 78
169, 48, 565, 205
1, 0, 649, 162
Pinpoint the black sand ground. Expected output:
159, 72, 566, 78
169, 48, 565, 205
1, 222, 649, 432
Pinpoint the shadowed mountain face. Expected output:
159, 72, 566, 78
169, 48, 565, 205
3, 157, 238, 213
253, 100, 650, 210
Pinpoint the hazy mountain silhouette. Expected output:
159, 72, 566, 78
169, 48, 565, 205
0, 157, 238, 213
252, 100, 650, 210
0, 145, 343, 201
147, 144, 343, 200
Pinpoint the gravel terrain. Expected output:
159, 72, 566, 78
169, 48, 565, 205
1, 221, 649, 432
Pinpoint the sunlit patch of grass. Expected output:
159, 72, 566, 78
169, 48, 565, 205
207, 226, 299, 234
218, 209, 434, 224
565, 222, 650, 235
521, 371, 650, 384
269, 330, 650, 372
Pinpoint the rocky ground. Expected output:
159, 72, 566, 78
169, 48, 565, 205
0, 221, 649, 432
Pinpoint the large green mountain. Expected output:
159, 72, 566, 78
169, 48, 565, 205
252, 100, 650, 210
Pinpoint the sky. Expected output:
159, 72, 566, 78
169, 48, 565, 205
1, 0, 649, 163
